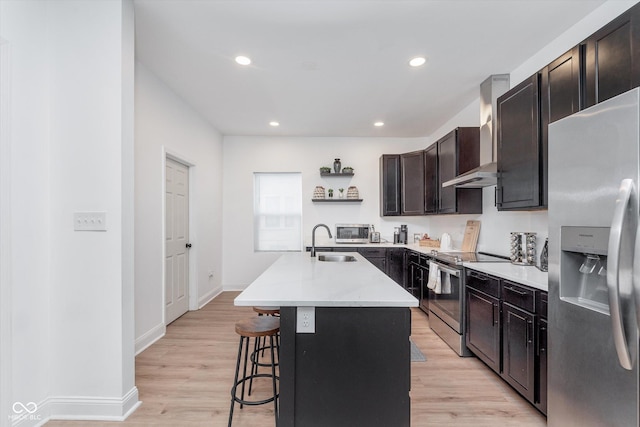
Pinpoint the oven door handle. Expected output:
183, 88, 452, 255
430, 261, 460, 277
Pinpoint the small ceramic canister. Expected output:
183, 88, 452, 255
346, 186, 359, 199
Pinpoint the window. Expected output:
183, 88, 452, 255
254, 172, 302, 251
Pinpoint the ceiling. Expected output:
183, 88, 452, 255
133, 0, 607, 138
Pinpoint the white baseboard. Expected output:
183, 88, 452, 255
135, 322, 166, 355
223, 284, 248, 292
198, 286, 223, 309
16, 387, 141, 427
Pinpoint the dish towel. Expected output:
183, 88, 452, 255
427, 262, 440, 291
441, 271, 452, 294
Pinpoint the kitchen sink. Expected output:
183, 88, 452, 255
317, 254, 357, 262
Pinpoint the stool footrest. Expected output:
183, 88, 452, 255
231, 373, 279, 406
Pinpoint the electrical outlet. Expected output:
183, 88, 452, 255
296, 306, 315, 333
74, 212, 107, 231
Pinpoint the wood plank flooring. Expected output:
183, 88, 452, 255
46, 292, 547, 426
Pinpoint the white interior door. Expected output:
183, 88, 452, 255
165, 158, 190, 324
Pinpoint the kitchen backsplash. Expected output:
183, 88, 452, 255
377, 185, 548, 257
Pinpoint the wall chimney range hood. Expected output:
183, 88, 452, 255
443, 74, 510, 188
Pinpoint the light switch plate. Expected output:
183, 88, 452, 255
296, 306, 315, 333
74, 212, 107, 231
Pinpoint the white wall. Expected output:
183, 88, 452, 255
1, 1, 51, 423
135, 63, 224, 353
221, 0, 640, 288
222, 136, 429, 289
1, 0, 139, 424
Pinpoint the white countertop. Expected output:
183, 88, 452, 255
463, 262, 548, 291
234, 252, 419, 307
304, 241, 549, 292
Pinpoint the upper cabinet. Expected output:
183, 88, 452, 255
380, 127, 481, 217
437, 128, 483, 215
423, 144, 438, 214
496, 3, 640, 211
540, 46, 581, 208
401, 151, 425, 215
582, 4, 640, 108
380, 154, 401, 216
497, 75, 544, 211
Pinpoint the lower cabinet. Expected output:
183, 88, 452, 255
387, 248, 407, 288
465, 269, 547, 415
502, 301, 536, 403
465, 271, 501, 373
466, 290, 501, 371
358, 247, 387, 273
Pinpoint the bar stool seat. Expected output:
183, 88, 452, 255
229, 316, 280, 427
253, 306, 280, 316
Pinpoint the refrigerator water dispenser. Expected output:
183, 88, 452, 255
560, 226, 610, 315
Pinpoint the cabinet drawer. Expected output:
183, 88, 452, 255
358, 247, 386, 257
502, 281, 536, 312
465, 270, 501, 297
407, 251, 420, 265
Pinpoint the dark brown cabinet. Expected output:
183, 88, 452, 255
380, 155, 401, 216
401, 151, 425, 215
502, 301, 536, 403
387, 248, 406, 288
536, 292, 548, 415
501, 280, 537, 406
423, 144, 438, 214
435, 128, 482, 215
358, 247, 387, 272
465, 271, 501, 373
465, 269, 547, 414
540, 47, 581, 208
497, 74, 544, 210
582, 3, 640, 108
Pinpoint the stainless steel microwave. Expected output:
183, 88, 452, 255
335, 224, 370, 243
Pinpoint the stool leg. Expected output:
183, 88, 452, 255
270, 335, 279, 426
249, 337, 259, 395
239, 335, 250, 409
228, 335, 244, 427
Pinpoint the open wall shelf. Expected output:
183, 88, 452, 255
312, 199, 363, 203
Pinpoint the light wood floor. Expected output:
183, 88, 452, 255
47, 292, 547, 426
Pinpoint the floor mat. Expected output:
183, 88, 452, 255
410, 339, 426, 362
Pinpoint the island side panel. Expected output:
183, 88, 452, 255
279, 307, 411, 427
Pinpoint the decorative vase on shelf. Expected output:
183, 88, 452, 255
333, 158, 341, 173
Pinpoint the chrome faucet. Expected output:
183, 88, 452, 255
311, 224, 332, 257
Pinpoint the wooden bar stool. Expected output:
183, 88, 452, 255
228, 316, 280, 427
249, 308, 280, 396
253, 306, 280, 317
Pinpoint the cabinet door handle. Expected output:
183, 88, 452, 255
492, 303, 499, 325
505, 286, 527, 296
470, 272, 488, 282
527, 320, 533, 346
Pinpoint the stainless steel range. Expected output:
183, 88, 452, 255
427, 250, 509, 356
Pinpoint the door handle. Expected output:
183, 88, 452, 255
186, 243, 192, 249
607, 179, 636, 370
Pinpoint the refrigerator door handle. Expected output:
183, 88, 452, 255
607, 178, 635, 370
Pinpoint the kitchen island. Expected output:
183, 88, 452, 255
235, 251, 418, 427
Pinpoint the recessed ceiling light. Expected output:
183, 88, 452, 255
269, 121, 280, 127
374, 122, 385, 127
409, 57, 426, 67
235, 55, 252, 65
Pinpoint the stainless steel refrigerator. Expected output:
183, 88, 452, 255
548, 87, 640, 426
